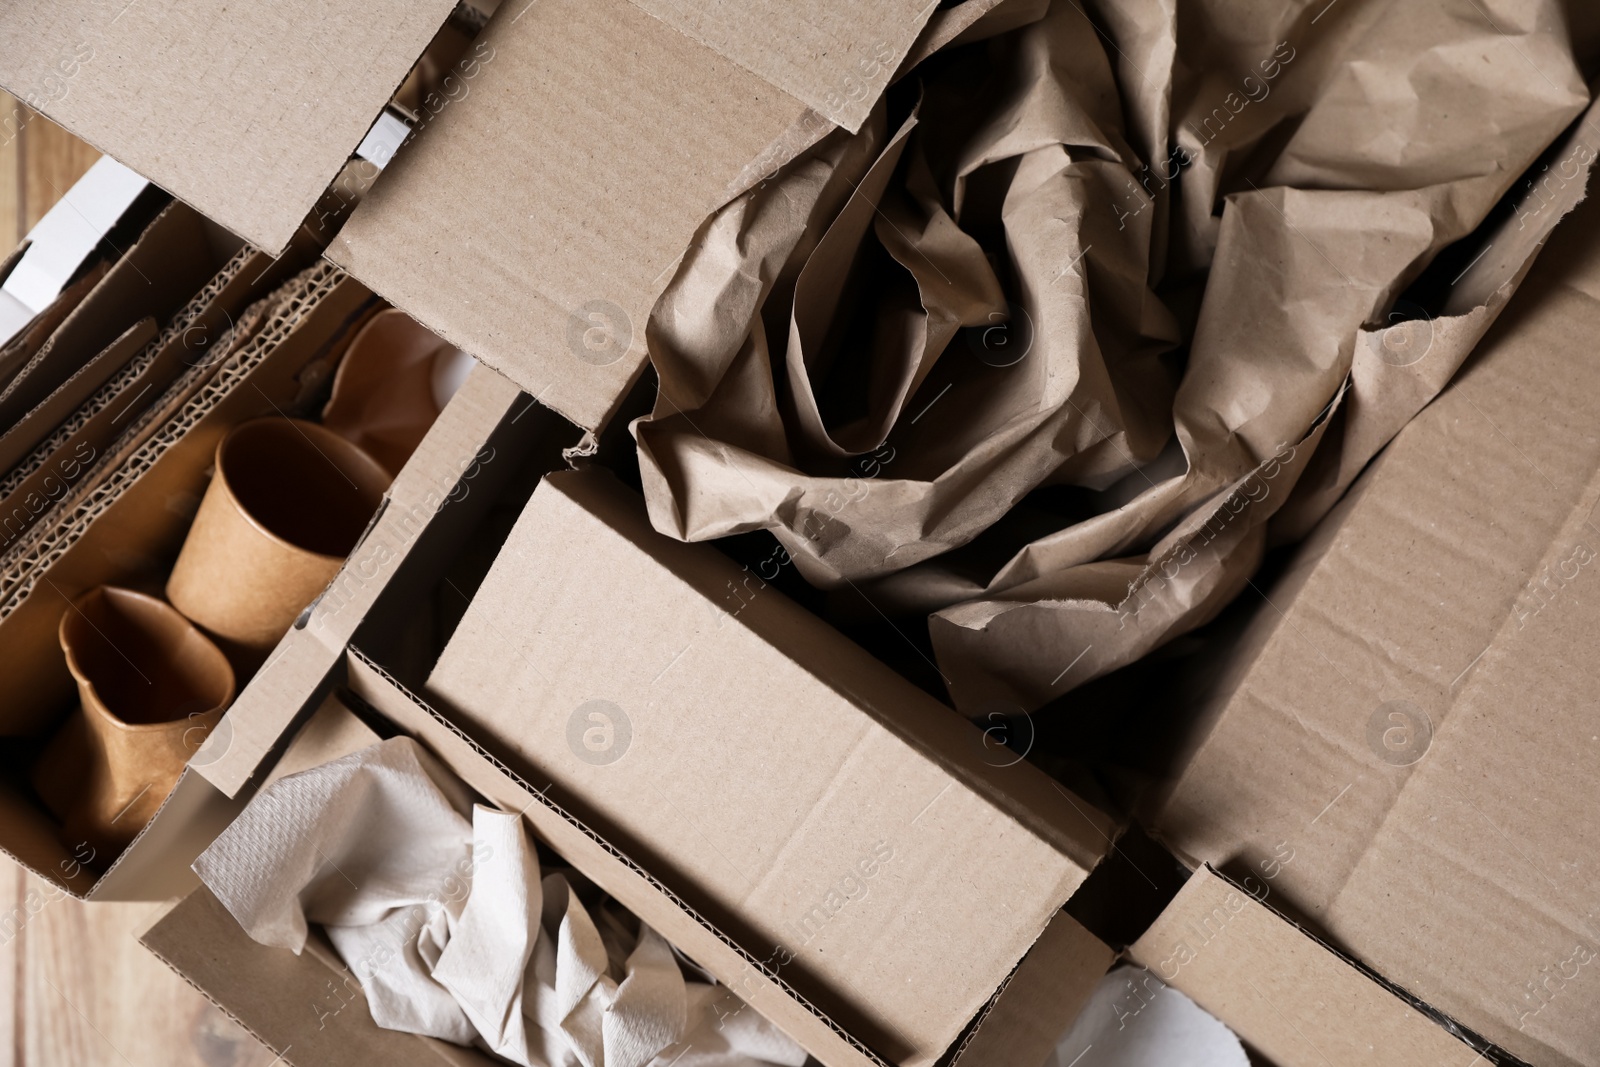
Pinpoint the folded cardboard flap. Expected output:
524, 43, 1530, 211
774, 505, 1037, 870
416, 468, 1111, 1065
347, 649, 887, 1067
1127, 867, 1484, 1067
0, 1, 461, 255
328, 0, 937, 431
1153, 185, 1600, 1067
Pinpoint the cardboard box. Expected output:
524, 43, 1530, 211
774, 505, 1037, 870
1148, 166, 1600, 1064
0, 188, 576, 905
2, 0, 946, 432
309, 467, 1108, 1065
144, 685, 1116, 1067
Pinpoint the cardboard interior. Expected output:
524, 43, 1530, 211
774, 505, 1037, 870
1150, 157, 1600, 1066
326, 0, 939, 430
0, 0, 461, 254
1125, 867, 1487, 1067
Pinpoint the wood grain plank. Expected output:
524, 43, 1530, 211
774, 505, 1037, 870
18, 104, 100, 234
15, 874, 276, 1067
0, 95, 20, 246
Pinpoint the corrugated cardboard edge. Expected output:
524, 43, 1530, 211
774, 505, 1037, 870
1127, 867, 1498, 1067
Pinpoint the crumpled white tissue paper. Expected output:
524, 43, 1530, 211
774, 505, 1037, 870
194, 737, 808, 1067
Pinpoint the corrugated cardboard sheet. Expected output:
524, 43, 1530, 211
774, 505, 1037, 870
1153, 179, 1600, 1065
0, 0, 459, 254
328, 0, 938, 431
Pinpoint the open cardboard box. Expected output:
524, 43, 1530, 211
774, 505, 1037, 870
0, 0, 1017, 434
1142, 116, 1600, 1067
145, 687, 1116, 1067
173, 454, 1122, 1067
0, 174, 586, 902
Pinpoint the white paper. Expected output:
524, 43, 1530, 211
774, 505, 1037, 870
1048, 965, 1248, 1067
195, 738, 807, 1067
1, 154, 147, 325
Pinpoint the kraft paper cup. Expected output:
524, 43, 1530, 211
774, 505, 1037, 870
166, 417, 390, 659
321, 308, 473, 476
32, 586, 236, 858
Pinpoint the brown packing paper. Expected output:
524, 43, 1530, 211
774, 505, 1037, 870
166, 417, 391, 662
33, 586, 234, 859
634, 0, 1592, 714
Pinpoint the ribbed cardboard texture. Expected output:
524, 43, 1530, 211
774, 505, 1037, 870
1151, 167, 1600, 1064
419, 469, 1113, 1065
327, 0, 938, 430
1126, 867, 1484, 1067
0, 1, 460, 254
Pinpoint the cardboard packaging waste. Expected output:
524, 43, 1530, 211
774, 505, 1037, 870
0, 0, 950, 432
1150, 162, 1600, 1067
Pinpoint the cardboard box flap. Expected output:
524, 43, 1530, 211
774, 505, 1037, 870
1128, 868, 1484, 1067
1154, 183, 1600, 1067
628, 0, 936, 132
420, 468, 1111, 1063
0, 0, 460, 255
327, 0, 936, 431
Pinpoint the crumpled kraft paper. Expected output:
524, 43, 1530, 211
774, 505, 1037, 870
632, 0, 1593, 713
194, 738, 807, 1067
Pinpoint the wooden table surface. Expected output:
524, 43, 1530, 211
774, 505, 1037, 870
0, 94, 277, 1067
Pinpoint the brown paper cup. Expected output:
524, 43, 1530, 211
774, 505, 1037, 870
321, 308, 471, 476
32, 586, 236, 858
166, 417, 390, 658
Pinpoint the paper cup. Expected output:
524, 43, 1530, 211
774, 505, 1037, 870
33, 586, 236, 858
320, 308, 472, 476
166, 417, 390, 657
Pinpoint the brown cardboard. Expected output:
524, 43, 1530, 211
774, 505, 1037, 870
947, 908, 1114, 1067
419, 469, 1112, 1064
1126, 867, 1484, 1067
1151, 179, 1600, 1063
327, 0, 938, 431
0, 1, 460, 254
343, 654, 1106, 1067
0, 315, 154, 474
0, 200, 239, 431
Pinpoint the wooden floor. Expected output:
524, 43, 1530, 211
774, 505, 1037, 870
0, 95, 276, 1067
